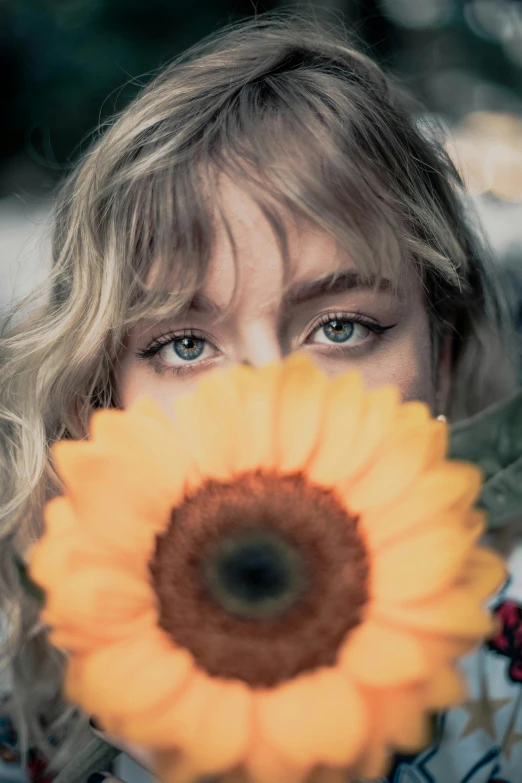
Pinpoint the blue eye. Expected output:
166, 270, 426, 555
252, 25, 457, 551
321, 319, 355, 343
308, 313, 396, 350
172, 336, 206, 361
134, 329, 216, 374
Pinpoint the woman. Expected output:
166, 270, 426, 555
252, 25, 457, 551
0, 11, 518, 783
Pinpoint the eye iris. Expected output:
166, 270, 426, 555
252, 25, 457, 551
173, 336, 205, 360
324, 320, 354, 343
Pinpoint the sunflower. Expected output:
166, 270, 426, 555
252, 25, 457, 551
28, 353, 505, 783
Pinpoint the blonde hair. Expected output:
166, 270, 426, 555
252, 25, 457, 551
0, 10, 517, 773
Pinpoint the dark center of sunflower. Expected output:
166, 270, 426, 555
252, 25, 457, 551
149, 470, 369, 688
203, 530, 306, 621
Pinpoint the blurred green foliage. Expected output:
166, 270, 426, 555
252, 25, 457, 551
0, 0, 280, 195
1, 0, 522, 197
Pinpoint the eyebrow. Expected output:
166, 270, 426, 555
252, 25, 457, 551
284, 270, 397, 307
185, 270, 398, 316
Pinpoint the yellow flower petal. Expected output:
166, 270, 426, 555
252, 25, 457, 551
91, 396, 194, 506
172, 370, 245, 481
458, 547, 507, 598
419, 633, 478, 668
371, 584, 495, 638
339, 620, 428, 686
370, 510, 484, 603
275, 353, 329, 473
30, 496, 148, 592
244, 732, 309, 783
43, 566, 156, 632
309, 383, 399, 490
423, 665, 468, 709
354, 733, 392, 781
125, 669, 247, 764
48, 612, 157, 653
347, 417, 446, 513
363, 682, 432, 753
360, 461, 483, 550
51, 442, 170, 557
306, 370, 364, 487
181, 678, 252, 774
75, 628, 194, 718
233, 361, 282, 473
174, 362, 281, 478
256, 668, 368, 767
385, 692, 432, 753
337, 385, 401, 487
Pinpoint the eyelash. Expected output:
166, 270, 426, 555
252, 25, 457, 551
134, 313, 396, 376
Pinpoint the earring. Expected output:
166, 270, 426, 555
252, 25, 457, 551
435, 388, 448, 423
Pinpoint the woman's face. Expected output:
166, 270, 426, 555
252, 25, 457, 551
109, 177, 445, 768
114, 177, 439, 416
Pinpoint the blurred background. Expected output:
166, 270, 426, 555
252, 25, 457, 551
1, 0, 521, 374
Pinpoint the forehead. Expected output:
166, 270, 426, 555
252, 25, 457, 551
138, 171, 421, 331
200, 176, 414, 314
206, 177, 351, 298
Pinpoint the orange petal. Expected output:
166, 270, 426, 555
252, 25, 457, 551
74, 628, 194, 719
48, 611, 157, 654
275, 353, 329, 473
179, 678, 252, 774
50, 442, 169, 559
173, 368, 247, 481
423, 665, 468, 709
233, 361, 282, 473
360, 461, 483, 550
29, 496, 145, 587
174, 362, 281, 478
306, 371, 364, 487
116, 669, 222, 751
353, 735, 392, 781
256, 668, 368, 768
371, 583, 495, 638
311, 384, 400, 491
334, 385, 401, 491
363, 682, 431, 753
339, 620, 428, 686
458, 547, 507, 598
347, 418, 446, 513
90, 397, 193, 509
419, 633, 478, 668
370, 510, 484, 603
244, 728, 310, 783
43, 566, 156, 632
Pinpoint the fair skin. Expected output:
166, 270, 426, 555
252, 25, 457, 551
100, 177, 450, 778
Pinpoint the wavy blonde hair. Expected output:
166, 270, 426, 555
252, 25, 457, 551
0, 10, 517, 774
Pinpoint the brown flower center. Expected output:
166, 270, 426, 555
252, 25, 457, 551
149, 470, 369, 688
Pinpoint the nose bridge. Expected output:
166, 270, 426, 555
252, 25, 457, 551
238, 319, 284, 368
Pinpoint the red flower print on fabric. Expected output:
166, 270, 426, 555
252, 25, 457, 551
488, 600, 522, 684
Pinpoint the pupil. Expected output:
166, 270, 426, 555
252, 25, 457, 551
174, 337, 204, 360
325, 320, 354, 343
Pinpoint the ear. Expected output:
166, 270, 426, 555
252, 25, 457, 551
435, 329, 454, 418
